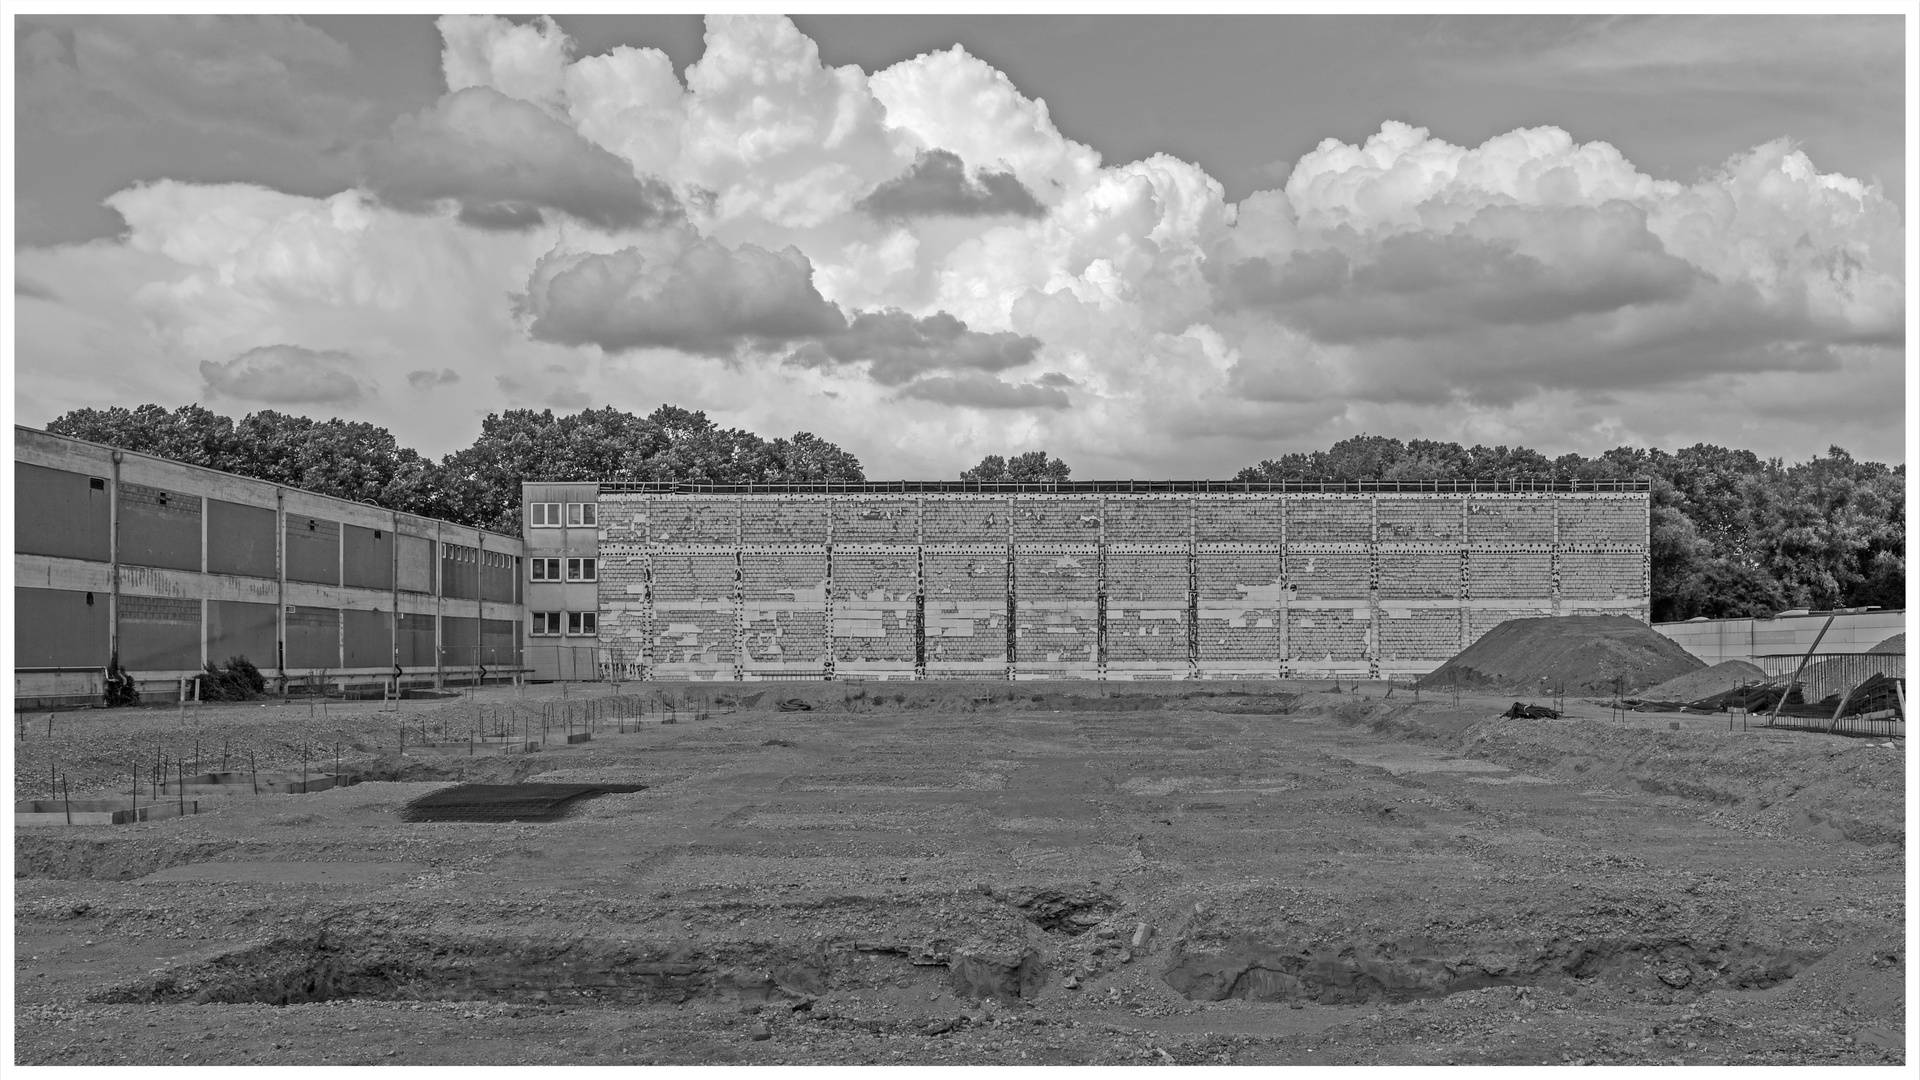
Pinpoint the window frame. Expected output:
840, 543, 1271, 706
565, 502, 597, 527
567, 611, 598, 636
530, 611, 562, 636
530, 557, 560, 581
530, 502, 561, 528
565, 556, 597, 582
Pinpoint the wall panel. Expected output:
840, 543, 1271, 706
208, 500, 277, 578
14, 586, 109, 668
208, 600, 276, 669
14, 463, 111, 562
119, 483, 201, 571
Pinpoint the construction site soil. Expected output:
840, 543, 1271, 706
1417, 616, 1706, 696
14, 680, 1907, 1067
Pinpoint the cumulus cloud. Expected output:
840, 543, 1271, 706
10, 14, 1904, 478
14, 14, 362, 142
200, 344, 369, 403
407, 368, 461, 389
897, 372, 1070, 410
520, 235, 846, 355
787, 309, 1041, 385
438, 14, 572, 113
367, 86, 680, 231
859, 148, 1045, 220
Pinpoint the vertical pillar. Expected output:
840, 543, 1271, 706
1277, 494, 1288, 679
1004, 495, 1017, 681
642, 495, 656, 682
108, 451, 122, 675
433, 521, 444, 689
1095, 496, 1107, 681
1185, 496, 1198, 679
913, 496, 926, 680
275, 488, 286, 684
200, 493, 209, 672
1367, 495, 1381, 681
822, 496, 834, 681
732, 499, 745, 682
1549, 495, 1562, 617
1458, 495, 1472, 653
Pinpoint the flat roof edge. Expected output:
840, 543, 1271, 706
532, 479, 1654, 494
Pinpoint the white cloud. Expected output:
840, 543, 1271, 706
437, 13, 571, 113
11, 15, 1905, 475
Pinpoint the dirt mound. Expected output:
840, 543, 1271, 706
1637, 660, 1771, 703
1416, 616, 1703, 696
1867, 632, 1904, 654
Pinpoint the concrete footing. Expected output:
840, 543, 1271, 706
15, 798, 199, 826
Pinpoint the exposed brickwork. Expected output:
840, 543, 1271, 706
620, 492, 1646, 680
740, 500, 828, 544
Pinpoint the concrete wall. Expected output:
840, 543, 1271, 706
14, 426, 525, 698
521, 482, 603, 681
1654, 609, 1906, 663
586, 490, 1650, 682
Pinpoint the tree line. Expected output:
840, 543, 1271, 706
46, 407, 1902, 623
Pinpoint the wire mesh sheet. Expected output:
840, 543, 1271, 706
401, 783, 647, 823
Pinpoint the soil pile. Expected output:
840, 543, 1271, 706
1636, 660, 1771, 704
1416, 616, 1704, 696
1867, 632, 1903, 654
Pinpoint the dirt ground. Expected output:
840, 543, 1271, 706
12, 680, 1909, 1066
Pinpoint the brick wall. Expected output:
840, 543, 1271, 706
618, 491, 1646, 680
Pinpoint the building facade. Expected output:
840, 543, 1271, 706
14, 426, 524, 707
1653, 608, 1905, 665
524, 481, 1652, 682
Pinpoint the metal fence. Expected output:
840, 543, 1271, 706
1752, 653, 1905, 707
523, 645, 641, 683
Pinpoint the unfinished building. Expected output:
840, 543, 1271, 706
523, 482, 1651, 682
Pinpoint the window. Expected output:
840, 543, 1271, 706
567, 611, 598, 636
531, 558, 560, 581
566, 557, 597, 581
531, 612, 562, 636
566, 502, 597, 526
530, 502, 561, 527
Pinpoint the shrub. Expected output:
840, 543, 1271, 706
200, 656, 267, 701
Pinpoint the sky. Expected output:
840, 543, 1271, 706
7, 12, 1911, 478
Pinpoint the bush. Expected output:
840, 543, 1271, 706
200, 656, 267, 701
105, 658, 140, 707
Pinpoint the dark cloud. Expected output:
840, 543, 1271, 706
16, 278, 60, 302
858, 148, 1045, 220
15, 14, 362, 143
368, 86, 680, 232
406, 368, 461, 389
1035, 371, 1077, 387
521, 238, 846, 355
200, 344, 368, 403
897, 373, 1070, 410
456, 202, 546, 231
786, 309, 1042, 385
1217, 203, 1701, 343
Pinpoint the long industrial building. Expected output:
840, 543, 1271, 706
14, 426, 524, 708
523, 481, 1651, 682
11, 424, 1652, 700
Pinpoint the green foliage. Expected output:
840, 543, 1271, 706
960, 450, 1071, 482
47, 402, 865, 537
199, 656, 267, 702
1237, 434, 1905, 621
104, 658, 139, 708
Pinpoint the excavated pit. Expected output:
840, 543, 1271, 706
1162, 934, 1820, 1004
89, 931, 1047, 1008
